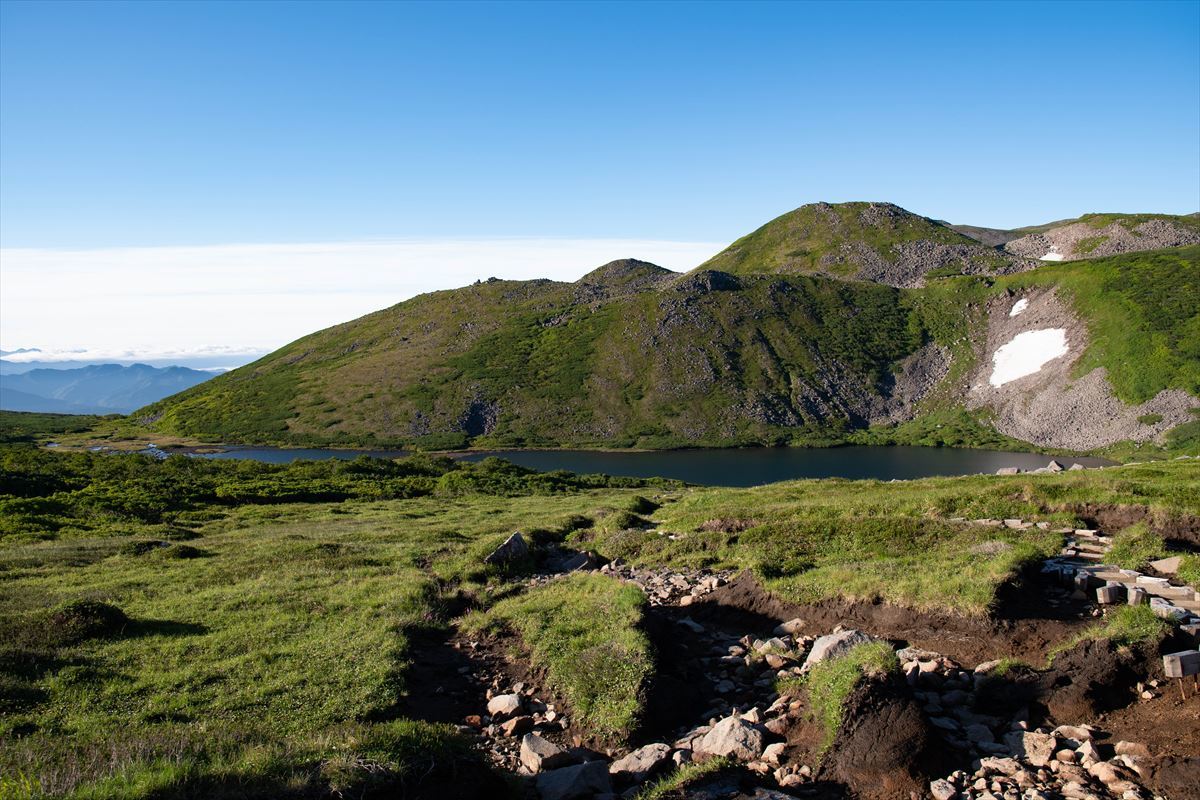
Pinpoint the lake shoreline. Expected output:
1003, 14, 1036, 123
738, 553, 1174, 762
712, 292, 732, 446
176, 443, 1117, 487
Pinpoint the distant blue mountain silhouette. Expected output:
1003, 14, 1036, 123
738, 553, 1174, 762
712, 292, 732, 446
0, 363, 213, 415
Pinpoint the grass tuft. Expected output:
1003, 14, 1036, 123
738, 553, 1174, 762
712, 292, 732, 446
803, 641, 898, 754
1049, 605, 1170, 662
633, 757, 732, 800
461, 573, 652, 741
1106, 523, 1167, 571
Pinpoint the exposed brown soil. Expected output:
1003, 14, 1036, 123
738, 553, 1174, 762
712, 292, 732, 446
1093, 687, 1200, 765
1141, 758, 1200, 800
638, 610, 714, 741
814, 677, 949, 800
700, 570, 1093, 666
1037, 634, 1168, 722
403, 559, 1194, 799
395, 629, 493, 726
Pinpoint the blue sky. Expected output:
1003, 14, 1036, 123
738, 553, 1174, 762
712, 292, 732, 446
3, 0, 1198, 249
0, 0, 1197, 359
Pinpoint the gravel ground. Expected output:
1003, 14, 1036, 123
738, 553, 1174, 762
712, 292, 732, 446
965, 288, 1196, 450
1005, 219, 1200, 261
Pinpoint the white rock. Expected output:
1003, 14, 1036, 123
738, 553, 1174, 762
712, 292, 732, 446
535, 761, 612, 800
930, 778, 958, 800
1003, 730, 1056, 767
520, 733, 572, 774
487, 693, 522, 719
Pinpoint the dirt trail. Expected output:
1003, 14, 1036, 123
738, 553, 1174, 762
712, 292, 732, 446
700, 568, 1094, 667
398, 524, 1200, 799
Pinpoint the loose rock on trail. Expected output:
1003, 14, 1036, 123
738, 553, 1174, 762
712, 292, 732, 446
407, 518, 1200, 799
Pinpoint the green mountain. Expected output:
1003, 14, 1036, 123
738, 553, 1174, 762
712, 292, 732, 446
135, 205, 1200, 454
697, 201, 1017, 287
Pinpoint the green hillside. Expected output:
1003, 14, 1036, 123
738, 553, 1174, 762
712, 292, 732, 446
133, 209, 1200, 453
138, 268, 928, 449
1017, 211, 1199, 237
697, 201, 1011, 280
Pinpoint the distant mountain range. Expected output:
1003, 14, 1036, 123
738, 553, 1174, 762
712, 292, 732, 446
113, 204, 1200, 453
0, 363, 214, 414
0, 350, 261, 375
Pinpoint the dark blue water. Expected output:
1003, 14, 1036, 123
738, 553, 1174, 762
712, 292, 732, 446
195, 445, 1112, 487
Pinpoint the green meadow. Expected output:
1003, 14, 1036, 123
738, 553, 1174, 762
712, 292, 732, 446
2, 413, 1199, 797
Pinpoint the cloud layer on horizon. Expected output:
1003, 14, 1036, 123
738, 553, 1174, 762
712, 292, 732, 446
0, 237, 722, 361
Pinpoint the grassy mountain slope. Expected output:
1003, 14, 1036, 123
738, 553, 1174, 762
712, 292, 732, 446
134, 206, 1200, 453
1006, 245, 1200, 402
697, 201, 1013, 283
137, 247, 1200, 453
139, 267, 927, 449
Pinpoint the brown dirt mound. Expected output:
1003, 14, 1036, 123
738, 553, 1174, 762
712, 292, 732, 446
815, 676, 947, 800
1038, 634, 1168, 722
701, 571, 1091, 666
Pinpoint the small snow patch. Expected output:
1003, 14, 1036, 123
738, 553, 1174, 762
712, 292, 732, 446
989, 329, 1068, 387
1009, 298, 1029, 317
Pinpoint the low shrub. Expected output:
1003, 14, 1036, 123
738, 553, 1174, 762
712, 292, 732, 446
50, 601, 130, 645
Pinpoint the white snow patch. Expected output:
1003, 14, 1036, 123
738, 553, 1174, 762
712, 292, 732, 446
989, 328, 1069, 387
1039, 251, 1064, 262
1009, 298, 1029, 317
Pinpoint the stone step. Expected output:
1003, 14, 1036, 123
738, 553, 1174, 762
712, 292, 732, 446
1092, 571, 1129, 583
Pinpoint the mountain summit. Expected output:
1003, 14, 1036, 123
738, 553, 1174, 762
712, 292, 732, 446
698, 202, 1022, 288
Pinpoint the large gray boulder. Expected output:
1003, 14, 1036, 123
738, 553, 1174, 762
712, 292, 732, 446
1003, 730, 1056, 767
608, 742, 671, 782
694, 715, 765, 761
484, 532, 529, 566
521, 733, 574, 774
801, 628, 877, 673
536, 760, 612, 800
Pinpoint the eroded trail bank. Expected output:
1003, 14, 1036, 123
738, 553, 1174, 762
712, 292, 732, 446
403, 532, 1199, 800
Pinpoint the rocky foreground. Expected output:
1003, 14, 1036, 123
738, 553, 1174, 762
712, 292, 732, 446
425, 521, 1200, 800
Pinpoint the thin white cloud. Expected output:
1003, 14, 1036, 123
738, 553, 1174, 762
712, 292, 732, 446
0, 238, 722, 361
0, 345, 266, 364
